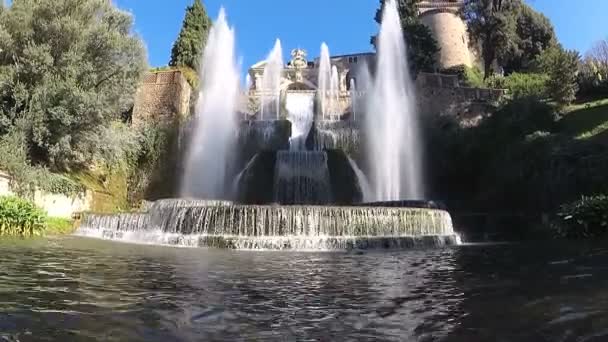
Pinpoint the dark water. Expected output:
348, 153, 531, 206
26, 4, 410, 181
1, 237, 608, 342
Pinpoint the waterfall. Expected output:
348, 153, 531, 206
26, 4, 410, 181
181, 8, 239, 199
318, 43, 331, 120
285, 92, 315, 150
365, 0, 424, 201
273, 151, 332, 205
76, 199, 457, 250
260, 39, 284, 120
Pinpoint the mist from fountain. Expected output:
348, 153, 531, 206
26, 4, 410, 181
365, 0, 423, 201
181, 8, 239, 199
260, 39, 284, 120
318, 43, 331, 120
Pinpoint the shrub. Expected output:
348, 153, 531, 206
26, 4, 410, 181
578, 57, 608, 98
0, 128, 85, 198
555, 195, 608, 239
536, 46, 580, 108
506, 73, 549, 99
0, 196, 47, 237
46, 217, 74, 235
440, 64, 485, 88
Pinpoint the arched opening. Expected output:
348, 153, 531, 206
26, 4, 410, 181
287, 82, 313, 91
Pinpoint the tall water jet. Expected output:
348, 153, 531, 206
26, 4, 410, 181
350, 79, 357, 120
260, 39, 284, 120
365, 0, 423, 200
245, 74, 252, 91
181, 8, 240, 199
329, 65, 340, 119
285, 93, 315, 150
318, 43, 331, 120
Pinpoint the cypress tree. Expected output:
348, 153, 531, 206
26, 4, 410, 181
169, 0, 211, 71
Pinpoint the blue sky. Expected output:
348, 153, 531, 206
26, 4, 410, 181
115, 0, 607, 74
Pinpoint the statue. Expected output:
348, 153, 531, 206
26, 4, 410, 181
289, 48, 308, 70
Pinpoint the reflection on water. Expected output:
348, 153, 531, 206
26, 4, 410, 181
1, 237, 608, 341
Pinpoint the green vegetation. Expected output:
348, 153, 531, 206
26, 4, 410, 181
0, 0, 147, 171
0, 196, 46, 237
536, 46, 580, 108
555, 195, 608, 239
462, 0, 556, 78
462, 0, 520, 78
502, 3, 557, 73
0, 1, 177, 214
440, 65, 485, 88
169, 0, 211, 72
427, 97, 608, 219
46, 217, 75, 235
372, 0, 439, 74
486, 72, 549, 99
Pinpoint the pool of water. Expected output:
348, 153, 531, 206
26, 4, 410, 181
1, 237, 607, 341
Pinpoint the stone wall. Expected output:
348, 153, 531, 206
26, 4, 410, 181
0, 171, 92, 218
132, 70, 192, 126
415, 73, 506, 123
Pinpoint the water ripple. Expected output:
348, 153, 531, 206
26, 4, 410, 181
1, 238, 608, 341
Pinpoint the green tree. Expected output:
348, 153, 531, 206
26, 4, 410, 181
502, 3, 557, 73
371, 0, 440, 74
169, 0, 211, 71
537, 46, 580, 108
0, 0, 147, 170
462, 0, 520, 78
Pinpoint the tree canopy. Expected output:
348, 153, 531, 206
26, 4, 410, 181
0, 0, 147, 170
537, 45, 580, 107
462, 0, 520, 78
169, 0, 211, 71
502, 3, 557, 73
372, 0, 440, 74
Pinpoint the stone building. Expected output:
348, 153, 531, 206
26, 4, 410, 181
419, 0, 473, 69
132, 70, 192, 126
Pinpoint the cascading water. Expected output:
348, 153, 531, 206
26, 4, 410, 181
285, 92, 315, 150
365, 0, 424, 201
318, 43, 332, 120
347, 156, 371, 203
181, 8, 239, 199
260, 39, 284, 120
77, 199, 457, 250
273, 151, 333, 205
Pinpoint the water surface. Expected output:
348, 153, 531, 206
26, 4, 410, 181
1, 237, 607, 341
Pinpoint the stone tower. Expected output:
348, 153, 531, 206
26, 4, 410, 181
418, 0, 472, 69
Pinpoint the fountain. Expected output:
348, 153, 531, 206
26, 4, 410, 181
260, 39, 284, 120
318, 43, 331, 120
76, 3, 459, 251
180, 8, 239, 199
365, 0, 424, 201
